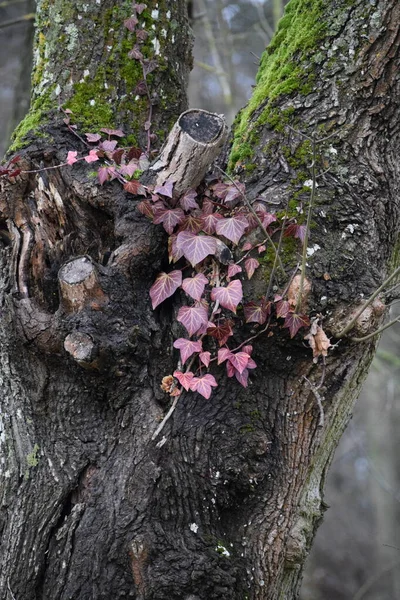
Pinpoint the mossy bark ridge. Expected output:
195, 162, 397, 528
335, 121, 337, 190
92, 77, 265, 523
0, 1, 400, 599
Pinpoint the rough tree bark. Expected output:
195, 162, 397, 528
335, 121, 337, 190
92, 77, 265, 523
0, 1, 399, 599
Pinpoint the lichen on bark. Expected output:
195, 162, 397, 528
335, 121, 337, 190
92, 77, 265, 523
10, 0, 192, 151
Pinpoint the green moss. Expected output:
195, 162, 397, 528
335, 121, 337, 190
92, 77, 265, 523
9, 94, 53, 152
239, 424, 255, 434
229, 0, 326, 170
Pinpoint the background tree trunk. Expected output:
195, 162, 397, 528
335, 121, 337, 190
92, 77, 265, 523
1, 1, 399, 600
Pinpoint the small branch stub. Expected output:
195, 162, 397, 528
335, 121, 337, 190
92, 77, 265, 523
64, 331, 96, 365
146, 108, 228, 196
58, 256, 108, 313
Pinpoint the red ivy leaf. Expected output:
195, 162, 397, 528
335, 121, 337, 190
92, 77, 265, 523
285, 223, 307, 243
150, 270, 182, 309
84, 149, 99, 163
177, 305, 209, 337
126, 146, 142, 161
276, 299, 291, 319
168, 235, 184, 263
182, 273, 208, 301
118, 160, 139, 177
244, 299, 271, 324
228, 264, 242, 278
142, 58, 158, 77
211, 280, 243, 313
124, 16, 138, 31
124, 180, 147, 196
85, 133, 101, 143
136, 28, 149, 41
137, 200, 154, 220
134, 3, 147, 14
217, 348, 232, 364
229, 351, 250, 374
199, 352, 211, 367
129, 46, 143, 60
101, 140, 118, 153
176, 231, 217, 267
173, 370, 194, 391
235, 369, 249, 388
153, 208, 184, 234
154, 180, 174, 198
283, 312, 311, 338
207, 320, 234, 346
179, 214, 203, 234
261, 213, 277, 228
180, 189, 199, 211
189, 374, 218, 399
98, 167, 111, 185
224, 181, 245, 204
201, 212, 224, 235
216, 215, 249, 245
67, 151, 78, 165
173, 338, 202, 364
244, 258, 260, 280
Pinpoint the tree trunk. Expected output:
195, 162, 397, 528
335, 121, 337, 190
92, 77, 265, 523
1, 1, 399, 599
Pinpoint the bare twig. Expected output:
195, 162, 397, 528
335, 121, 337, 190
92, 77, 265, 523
266, 215, 287, 299
336, 265, 400, 338
7, 580, 16, 600
350, 316, 400, 343
295, 132, 316, 313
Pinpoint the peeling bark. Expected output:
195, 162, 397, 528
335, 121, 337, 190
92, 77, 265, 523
0, 1, 400, 600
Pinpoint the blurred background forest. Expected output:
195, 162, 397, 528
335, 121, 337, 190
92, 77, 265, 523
1, 1, 400, 598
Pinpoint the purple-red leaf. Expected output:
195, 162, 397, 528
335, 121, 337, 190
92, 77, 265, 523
84, 149, 99, 163
177, 305, 209, 337
244, 258, 260, 280
85, 133, 101, 143
178, 214, 203, 234
199, 352, 211, 367
180, 189, 199, 211
154, 180, 174, 198
244, 299, 271, 324
150, 270, 182, 309
124, 16, 138, 31
98, 167, 111, 185
182, 273, 208, 301
176, 231, 217, 267
217, 348, 232, 365
235, 369, 249, 387
173, 370, 194, 391
285, 223, 307, 243
67, 151, 78, 165
124, 180, 147, 196
173, 338, 202, 364
153, 208, 184, 234
189, 374, 218, 399
216, 215, 249, 245
201, 212, 224, 235
207, 320, 234, 346
276, 299, 291, 319
283, 312, 311, 338
100, 128, 125, 137
228, 351, 250, 374
134, 3, 147, 14
137, 200, 154, 220
100, 140, 118, 153
228, 264, 242, 278
211, 280, 243, 313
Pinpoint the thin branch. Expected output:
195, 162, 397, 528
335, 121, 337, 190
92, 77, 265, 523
335, 265, 400, 338
350, 316, 400, 343
214, 165, 285, 275
0, 12, 34, 29
151, 395, 180, 442
296, 132, 316, 313
266, 215, 287, 299
7, 580, 16, 600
